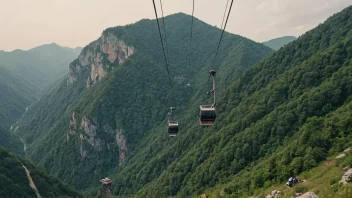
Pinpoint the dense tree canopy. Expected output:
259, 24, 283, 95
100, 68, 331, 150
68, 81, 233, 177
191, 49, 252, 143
0, 147, 82, 198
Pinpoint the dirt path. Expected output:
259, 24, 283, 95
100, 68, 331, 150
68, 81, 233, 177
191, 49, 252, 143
22, 165, 42, 198
25, 103, 34, 113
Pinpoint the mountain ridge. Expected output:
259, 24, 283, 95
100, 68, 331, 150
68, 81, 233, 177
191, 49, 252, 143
262, 36, 297, 50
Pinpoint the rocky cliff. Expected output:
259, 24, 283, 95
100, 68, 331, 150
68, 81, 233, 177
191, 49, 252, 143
68, 111, 127, 164
67, 32, 135, 87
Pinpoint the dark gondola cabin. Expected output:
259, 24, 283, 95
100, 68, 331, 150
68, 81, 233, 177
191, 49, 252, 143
199, 105, 216, 126
168, 121, 179, 136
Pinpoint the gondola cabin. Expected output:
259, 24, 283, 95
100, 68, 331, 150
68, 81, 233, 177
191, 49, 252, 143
199, 105, 216, 126
168, 121, 179, 136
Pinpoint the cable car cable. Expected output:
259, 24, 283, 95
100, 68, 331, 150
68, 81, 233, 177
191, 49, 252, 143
213, 0, 234, 63
203, 0, 234, 98
152, 0, 178, 135
158, 0, 176, 101
159, 0, 170, 60
219, 0, 230, 31
199, 0, 234, 126
152, 0, 173, 89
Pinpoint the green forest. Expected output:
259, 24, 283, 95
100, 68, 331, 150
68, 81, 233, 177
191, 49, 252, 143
2, 3, 352, 198
0, 147, 82, 197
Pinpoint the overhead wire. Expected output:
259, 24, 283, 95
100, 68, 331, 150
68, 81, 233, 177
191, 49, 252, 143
219, 0, 230, 31
213, 0, 234, 63
159, 0, 170, 60
204, 0, 234, 95
152, 0, 173, 89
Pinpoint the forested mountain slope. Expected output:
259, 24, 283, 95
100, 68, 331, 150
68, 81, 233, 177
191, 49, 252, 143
262, 36, 297, 50
195, 5, 352, 197
106, 5, 352, 197
0, 66, 36, 129
0, 43, 79, 93
14, 12, 272, 191
0, 147, 82, 198
0, 126, 23, 155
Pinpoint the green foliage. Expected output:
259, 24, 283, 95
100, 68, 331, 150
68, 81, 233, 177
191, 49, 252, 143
0, 66, 35, 129
15, 12, 271, 192
13, 5, 352, 198
0, 147, 82, 198
0, 43, 79, 94
0, 125, 23, 155
0, 43, 80, 129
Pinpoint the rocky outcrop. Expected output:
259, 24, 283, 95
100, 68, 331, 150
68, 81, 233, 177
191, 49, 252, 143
296, 192, 318, 198
67, 112, 127, 164
104, 124, 128, 165
336, 147, 351, 159
69, 112, 77, 135
336, 153, 346, 159
116, 129, 127, 166
101, 32, 135, 64
79, 115, 100, 156
265, 190, 281, 198
340, 168, 352, 185
67, 32, 135, 87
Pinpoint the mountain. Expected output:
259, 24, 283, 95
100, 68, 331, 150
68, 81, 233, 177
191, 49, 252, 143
0, 125, 24, 155
194, 5, 352, 197
0, 66, 36, 129
0, 43, 80, 129
72, 47, 83, 56
109, 6, 352, 197
14, 4, 352, 197
0, 147, 82, 198
62, 46, 83, 56
0, 43, 79, 93
262, 36, 297, 50
14, 12, 272, 192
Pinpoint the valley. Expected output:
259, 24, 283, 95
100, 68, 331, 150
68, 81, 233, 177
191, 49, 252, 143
1, 2, 352, 198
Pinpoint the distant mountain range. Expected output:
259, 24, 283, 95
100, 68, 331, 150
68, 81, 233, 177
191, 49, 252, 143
0, 44, 83, 198
0, 43, 81, 129
262, 36, 297, 50
0, 43, 82, 91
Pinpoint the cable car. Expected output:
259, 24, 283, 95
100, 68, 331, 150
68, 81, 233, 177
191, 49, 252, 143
167, 107, 179, 136
168, 121, 179, 136
199, 105, 216, 125
199, 70, 216, 126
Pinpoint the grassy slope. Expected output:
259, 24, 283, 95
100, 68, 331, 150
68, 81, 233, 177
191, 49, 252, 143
201, 152, 352, 198
259, 151, 352, 198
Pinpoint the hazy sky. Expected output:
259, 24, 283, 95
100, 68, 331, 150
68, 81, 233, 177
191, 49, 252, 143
0, 0, 351, 51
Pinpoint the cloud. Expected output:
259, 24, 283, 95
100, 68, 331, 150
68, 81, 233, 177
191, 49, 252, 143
246, 0, 351, 41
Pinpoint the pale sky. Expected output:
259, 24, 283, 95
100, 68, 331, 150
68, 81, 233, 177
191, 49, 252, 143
0, 0, 351, 51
